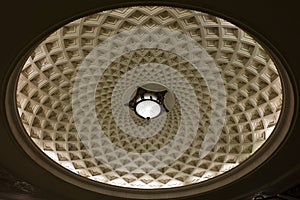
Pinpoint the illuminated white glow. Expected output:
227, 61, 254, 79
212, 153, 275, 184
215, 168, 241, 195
60, 162, 77, 173
220, 163, 239, 172
265, 126, 275, 139
136, 100, 161, 118
43, 150, 59, 162
163, 179, 183, 188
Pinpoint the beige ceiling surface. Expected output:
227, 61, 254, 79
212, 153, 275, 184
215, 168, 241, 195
16, 6, 282, 189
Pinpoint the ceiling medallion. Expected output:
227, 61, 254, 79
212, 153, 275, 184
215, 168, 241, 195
15, 6, 286, 192
134, 91, 164, 119
128, 84, 171, 119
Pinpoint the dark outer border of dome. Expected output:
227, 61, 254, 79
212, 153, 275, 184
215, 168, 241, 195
1, 1, 298, 200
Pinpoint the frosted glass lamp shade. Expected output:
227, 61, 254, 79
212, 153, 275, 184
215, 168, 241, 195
135, 100, 162, 119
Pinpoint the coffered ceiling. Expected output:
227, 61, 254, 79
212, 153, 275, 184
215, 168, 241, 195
0, 1, 299, 200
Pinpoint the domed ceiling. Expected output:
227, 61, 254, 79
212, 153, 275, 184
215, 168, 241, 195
16, 6, 282, 189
